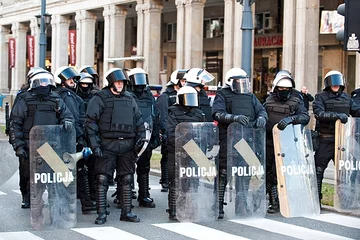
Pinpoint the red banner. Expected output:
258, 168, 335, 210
68, 30, 76, 66
254, 34, 283, 48
27, 35, 35, 67
8, 38, 15, 68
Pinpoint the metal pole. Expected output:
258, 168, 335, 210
39, 0, 46, 69
240, 0, 254, 80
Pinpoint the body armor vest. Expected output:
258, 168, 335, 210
318, 92, 350, 134
265, 95, 299, 133
132, 90, 153, 120
163, 88, 177, 106
199, 90, 212, 122
23, 92, 60, 139
97, 90, 135, 139
168, 106, 204, 123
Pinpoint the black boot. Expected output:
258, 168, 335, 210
131, 174, 137, 199
120, 174, 140, 222
21, 193, 30, 209
167, 181, 178, 221
89, 171, 96, 202
160, 159, 169, 192
137, 174, 156, 208
95, 175, 110, 225
79, 166, 96, 214
316, 167, 324, 208
218, 170, 227, 219
267, 186, 279, 213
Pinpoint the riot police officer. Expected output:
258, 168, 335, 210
127, 68, 160, 208
78, 65, 100, 87
156, 69, 188, 192
9, 71, 74, 208
166, 86, 206, 220
313, 70, 360, 206
264, 73, 310, 213
184, 68, 215, 122
54, 66, 93, 214
85, 68, 145, 224
212, 68, 268, 219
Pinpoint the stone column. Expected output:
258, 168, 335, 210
30, 19, 40, 69
11, 22, 28, 94
233, 2, 243, 68
77, 10, 97, 68
304, 0, 319, 96
282, 0, 296, 74
0, 26, 10, 93
103, 5, 112, 85
143, 0, 163, 84
176, 0, 186, 69
136, 1, 144, 68
356, 52, 360, 88
223, 0, 235, 76
184, 0, 206, 68
51, 15, 70, 72
294, 0, 306, 89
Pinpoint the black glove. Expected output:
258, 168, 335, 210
16, 147, 28, 159
160, 131, 167, 145
93, 147, 103, 158
233, 115, 250, 125
337, 113, 348, 124
63, 120, 73, 131
134, 138, 145, 155
76, 137, 87, 152
255, 117, 267, 128
277, 116, 294, 130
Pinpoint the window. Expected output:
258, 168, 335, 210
203, 18, 224, 38
255, 12, 274, 34
166, 23, 177, 42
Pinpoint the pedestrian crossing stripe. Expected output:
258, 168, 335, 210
72, 227, 146, 240
305, 213, 360, 230
230, 218, 353, 240
0, 191, 6, 195
0, 231, 44, 240
12, 190, 21, 195
153, 222, 250, 240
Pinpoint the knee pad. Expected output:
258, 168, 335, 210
97, 174, 108, 186
316, 167, 324, 178
120, 174, 133, 186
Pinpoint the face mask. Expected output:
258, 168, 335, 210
34, 86, 51, 95
277, 89, 291, 100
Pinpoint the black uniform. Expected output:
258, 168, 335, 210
9, 90, 74, 208
156, 85, 177, 191
264, 91, 309, 212
212, 86, 268, 218
128, 86, 160, 208
301, 91, 314, 111
166, 104, 206, 219
198, 89, 213, 122
313, 89, 360, 202
85, 87, 145, 223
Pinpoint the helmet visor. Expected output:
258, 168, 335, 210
107, 70, 128, 83
324, 74, 344, 87
58, 67, 80, 82
131, 73, 148, 86
198, 69, 215, 83
231, 77, 250, 93
178, 93, 199, 107
31, 78, 54, 88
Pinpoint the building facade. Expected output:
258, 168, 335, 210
0, 0, 359, 102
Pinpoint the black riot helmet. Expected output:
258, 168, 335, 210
323, 70, 345, 93
78, 65, 99, 84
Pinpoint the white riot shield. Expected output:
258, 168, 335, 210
0, 139, 18, 186
226, 122, 266, 219
30, 125, 77, 230
175, 122, 219, 222
334, 118, 360, 213
273, 124, 320, 218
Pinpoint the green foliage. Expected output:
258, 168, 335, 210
150, 152, 161, 170
322, 183, 334, 207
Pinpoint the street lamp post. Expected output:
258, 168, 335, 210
35, 0, 51, 69
240, 0, 255, 80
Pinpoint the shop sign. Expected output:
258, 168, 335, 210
8, 38, 15, 68
27, 35, 35, 67
68, 30, 76, 66
254, 35, 283, 48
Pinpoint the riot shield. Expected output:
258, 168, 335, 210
226, 122, 266, 219
273, 124, 320, 218
334, 118, 360, 213
30, 125, 77, 230
175, 122, 219, 222
0, 139, 18, 186
138, 117, 153, 157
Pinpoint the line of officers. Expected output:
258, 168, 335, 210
7, 63, 360, 225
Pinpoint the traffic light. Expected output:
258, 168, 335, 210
336, 0, 360, 51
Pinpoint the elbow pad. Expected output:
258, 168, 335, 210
316, 112, 339, 121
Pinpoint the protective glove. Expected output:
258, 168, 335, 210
76, 137, 87, 152
134, 138, 145, 155
277, 116, 294, 130
337, 113, 348, 124
159, 131, 167, 145
233, 115, 250, 126
255, 117, 267, 128
16, 147, 28, 159
63, 120, 73, 131
93, 147, 103, 158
